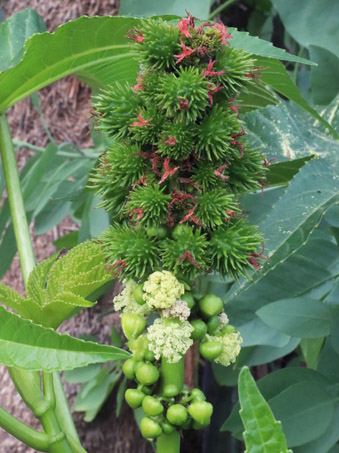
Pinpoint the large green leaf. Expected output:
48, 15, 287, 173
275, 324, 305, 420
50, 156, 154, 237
269, 382, 335, 447
294, 405, 339, 453
0, 305, 129, 371
226, 230, 339, 349
272, 0, 339, 58
227, 102, 339, 302
229, 28, 315, 66
223, 367, 335, 433
225, 369, 336, 448
0, 9, 46, 72
119, 0, 211, 19
0, 16, 142, 112
238, 367, 291, 453
255, 56, 338, 138
256, 297, 331, 339
309, 46, 339, 106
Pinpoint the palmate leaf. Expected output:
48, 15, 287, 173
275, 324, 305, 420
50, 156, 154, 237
255, 56, 338, 139
0, 305, 130, 371
0, 241, 112, 328
0, 16, 142, 112
238, 367, 291, 453
227, 101, 339, 303
0, 15, 316, 114
0, 8, 46, 72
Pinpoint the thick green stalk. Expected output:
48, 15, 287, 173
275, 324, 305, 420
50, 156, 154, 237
0, 114, 78, 452
157, 358, 184, 453
208, 0, 238, 20
0, 407, 50, 452
0, 114, 35, 285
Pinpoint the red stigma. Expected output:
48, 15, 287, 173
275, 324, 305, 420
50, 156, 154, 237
164, 136, 177, 146
180, 251, 201, 268
177, 17, 192, 38
211, 23, 232, 45
126, 28, 144, 43
203, 60, 225, 77
175, 40, 196, 64
159, 158, 179, 184
207, 83, 223, 105
131, 113, 154, 127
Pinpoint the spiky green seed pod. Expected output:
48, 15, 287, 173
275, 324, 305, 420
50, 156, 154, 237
89, 142, 150, 215
137, 20, 181, 70
195, 189, 240, 229
129, 107, 164, 145
209, 219, 263, 278
214, 46, 257, 98
156, 67, 210, 121
93, 83, 141, 138
157, 119, 196, 160
192, 161, 227, 190
126, 185, 171, 226
99, 224, 160, 279
227, 147, 267, 193
162, 225, 208, 280
196, 105, 242, 161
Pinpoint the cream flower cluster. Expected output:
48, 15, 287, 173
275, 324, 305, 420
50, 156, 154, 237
162, 299, 191, 322
143, 270, 184, 309
114, 280, 149, 316
147, 318, 193, 363
218, 312, 229, 328
211, 331, 243, 367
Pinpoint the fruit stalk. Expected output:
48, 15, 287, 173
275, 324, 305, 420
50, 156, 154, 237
157, 358, 184, 453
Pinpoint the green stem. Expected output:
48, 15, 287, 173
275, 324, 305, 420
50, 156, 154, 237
0, 115, 35, 286
157, 358, 184, 453
0, 407, 50, 452
0, 114, 78, 453
53, 373, 81, 445
292, 46, 305, 84
208, 0, 238, 20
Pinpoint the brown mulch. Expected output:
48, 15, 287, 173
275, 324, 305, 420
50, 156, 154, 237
0, 1, 152, 452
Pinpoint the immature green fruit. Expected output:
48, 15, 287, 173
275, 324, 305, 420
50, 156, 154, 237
163, 384, 180, 398
125, 389, 145, 409
128, 335, 149, 360
190, 319, 207, 341
142, 396, 164, 416
192, 418, 211, 430
221, 324, 238, 335
207, 315, 220, 334
135, 363, 160, 385
140, 417, 163, 439
147, 225, 167, 239
199, 341, 223, 361
122, 358, 136, 379
144, 349, 156, 362
190, 388, 206, 402
121, 313, 146, 339
161, 421, 176, 434
140, 385, 153, 396
198, 294, 223, 318
133, 283, 145, 305
166, 404, 188, 426
181, 418, 193, 430
181, 292, 195, 310
171, 224, 187, 240
188, 401, 213, 425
